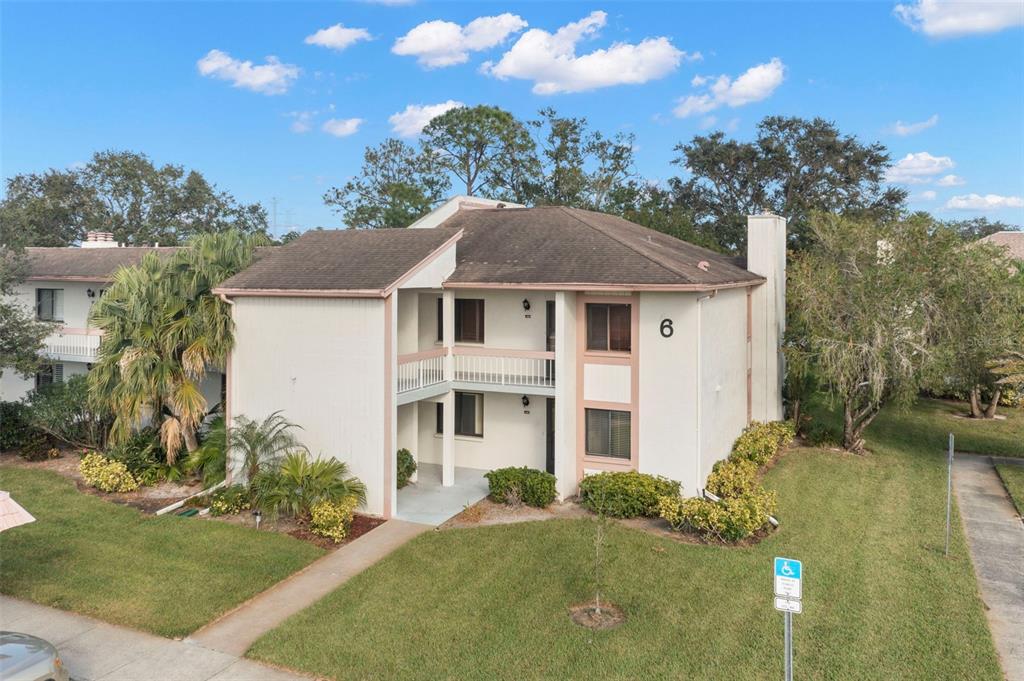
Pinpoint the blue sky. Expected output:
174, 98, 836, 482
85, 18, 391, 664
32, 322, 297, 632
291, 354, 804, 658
3, 1, 1022, 235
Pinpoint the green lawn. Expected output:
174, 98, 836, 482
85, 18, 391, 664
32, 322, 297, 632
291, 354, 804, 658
0, 467, 324, 637
995, 464, 1024, 516
249, 399, 1015, 680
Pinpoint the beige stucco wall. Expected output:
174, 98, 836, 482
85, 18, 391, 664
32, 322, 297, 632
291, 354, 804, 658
416, 289, 554, 352
415, 391, 547, 471
229, 295, 388, 516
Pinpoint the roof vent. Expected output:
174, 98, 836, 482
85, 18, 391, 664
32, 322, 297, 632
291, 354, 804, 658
82, 231, 119, 249
697, 260, 710, 272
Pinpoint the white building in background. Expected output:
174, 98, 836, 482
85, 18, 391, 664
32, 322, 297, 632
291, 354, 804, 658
0, 233, 223, 409
214, 198, 787, 519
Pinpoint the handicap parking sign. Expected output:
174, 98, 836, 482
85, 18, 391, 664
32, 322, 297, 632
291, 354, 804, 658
774, 557, 802, 600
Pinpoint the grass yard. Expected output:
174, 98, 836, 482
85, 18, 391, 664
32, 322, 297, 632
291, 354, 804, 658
995, 464, 1024, 516
249, 399, 1017, 680
0, 467, 324, 637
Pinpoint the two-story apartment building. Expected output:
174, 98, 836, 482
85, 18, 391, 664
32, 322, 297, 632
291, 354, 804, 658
0, 234, 223, 409
214, 198, 786, 520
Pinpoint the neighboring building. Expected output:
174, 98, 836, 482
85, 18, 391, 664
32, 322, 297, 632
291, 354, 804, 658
214, 198, 787, 519
0, 233, 223, 409
979, 230, 1024, 269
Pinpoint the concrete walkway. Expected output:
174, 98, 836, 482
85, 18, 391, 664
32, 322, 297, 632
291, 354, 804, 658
952, 453, 1024, 680
189, 518, 430, 656
396, 463, 489, 525
0, 595, 307, 681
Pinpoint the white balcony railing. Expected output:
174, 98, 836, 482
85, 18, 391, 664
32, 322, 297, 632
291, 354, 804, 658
396, 347, 556, 394
453, 348, 555, 389
43, 329, 102, 361
397, 349, 446, 394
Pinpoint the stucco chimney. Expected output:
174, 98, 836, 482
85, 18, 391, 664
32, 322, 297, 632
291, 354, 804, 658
746, 214, 786, 422
81, 231, 119, 248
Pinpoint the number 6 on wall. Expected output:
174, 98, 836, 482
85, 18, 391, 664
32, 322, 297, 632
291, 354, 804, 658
660, 319, 673, 338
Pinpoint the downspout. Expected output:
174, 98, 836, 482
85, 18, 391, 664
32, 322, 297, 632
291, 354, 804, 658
218, 293, 235, 485
695, 289, 717, 494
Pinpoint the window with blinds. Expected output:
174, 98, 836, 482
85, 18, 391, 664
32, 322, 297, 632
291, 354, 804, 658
586, 303, 630, 352
585, 408, 631, 459
35, 363, 63, 388
436, 298, 486, 343
36, 288, 64, 322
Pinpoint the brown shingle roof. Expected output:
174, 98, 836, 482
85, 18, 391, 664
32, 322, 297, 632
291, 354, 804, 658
443, 206, 763, 289
215, 228, 460, 294
24, 247, 181, 281
979, 231, 1024, 261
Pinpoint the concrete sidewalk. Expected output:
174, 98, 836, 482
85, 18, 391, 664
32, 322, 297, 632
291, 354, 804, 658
952, 453, 1024, 680
189, 518, 430, 656
0, 596, 307, 681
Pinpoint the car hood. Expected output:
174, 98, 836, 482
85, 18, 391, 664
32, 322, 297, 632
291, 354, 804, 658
0, 631, 58, 675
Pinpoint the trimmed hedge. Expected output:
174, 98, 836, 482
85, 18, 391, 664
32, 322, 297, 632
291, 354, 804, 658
310, 497, 359, 543
731, 420, 796, 466
578, 471, 681, 518
705, 458, 759, 498
658, 488, 777, 542
485, 467, 557, 508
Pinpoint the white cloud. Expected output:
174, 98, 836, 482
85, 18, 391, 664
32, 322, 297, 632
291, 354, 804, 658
936, 174, 966, 186
894, 0, 1023, 37
482, 11, 692, 94
917, 190, 938, 200
389, 100, 465, 137
887, 114, 939, 136
305, 24, 372, 51
393, 13, 527, 68
674, 58, 785, 118
945, 193, 1024, 210
885, 151, 955, 184
322, 118, 363, 137
196, 49, 299, 95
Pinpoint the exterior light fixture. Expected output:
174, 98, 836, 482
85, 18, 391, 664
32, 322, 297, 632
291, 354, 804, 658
86, 289, 96, 298
252, 509, 263, 529
522, 298, 531, 311
521, 395, 530, 408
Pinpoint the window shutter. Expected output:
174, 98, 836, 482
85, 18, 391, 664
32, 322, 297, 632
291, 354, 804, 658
53, 363, 64, 383
54, 290, 64, 322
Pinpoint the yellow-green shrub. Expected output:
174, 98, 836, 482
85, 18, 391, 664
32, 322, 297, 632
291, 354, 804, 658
731, 420, 796, 466
705, 458, 759, 498
79, 452, 139, 493
309, 496, 359, 543
658, 488, 777, 543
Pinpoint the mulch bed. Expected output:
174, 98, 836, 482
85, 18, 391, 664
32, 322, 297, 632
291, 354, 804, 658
285, 514, 387, 550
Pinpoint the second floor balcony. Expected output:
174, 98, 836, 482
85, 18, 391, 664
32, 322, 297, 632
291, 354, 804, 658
43, 328, 102, 363
397, 347, 555, 402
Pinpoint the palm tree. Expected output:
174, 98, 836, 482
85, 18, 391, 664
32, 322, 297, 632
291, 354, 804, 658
229, 411, 305, 482
251, 451, 367, 519
88, 230, 267, 463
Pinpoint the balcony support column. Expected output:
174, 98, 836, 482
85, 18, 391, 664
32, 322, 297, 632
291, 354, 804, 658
442, 289, 455, 487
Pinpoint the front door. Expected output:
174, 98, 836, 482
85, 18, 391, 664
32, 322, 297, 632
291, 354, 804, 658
545, 398, 555, 474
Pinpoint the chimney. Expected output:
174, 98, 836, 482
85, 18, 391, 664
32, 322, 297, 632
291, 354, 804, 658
81, 231, 119, 249
746, 214, 786, 422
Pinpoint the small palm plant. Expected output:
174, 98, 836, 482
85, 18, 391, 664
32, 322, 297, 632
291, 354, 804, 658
229, 411, 305, 483
185, 415, 228, 487
251, 451, 367, 520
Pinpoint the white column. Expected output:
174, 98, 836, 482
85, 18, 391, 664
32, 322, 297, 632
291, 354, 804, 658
553, 291, 577, 499
409, 403, 419, 484
747, 214, 787, 422
442, 289, 456, 486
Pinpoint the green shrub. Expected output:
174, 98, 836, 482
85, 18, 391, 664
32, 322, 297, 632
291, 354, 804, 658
310, 497, 359, 543
804, 421, 840, 447
485, 467, 557, 508
706, 459, 759, 498
251, 451, 367, 519
208, 485, 251, 516
79, 452, 139, 493
658, 488, 777, 542
23, 376, 112, 449
19, 431, 53, 462
396, 448, 416, 489
106, 429, 179, 486
0, 401, 36, 451
186, 416, 228, 487
731, 420, 796, 466
578, 471, 681, 518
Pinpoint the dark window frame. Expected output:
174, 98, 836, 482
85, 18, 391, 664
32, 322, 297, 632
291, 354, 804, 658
585, 303, 631, 352
36, 288, 64, 322
437, 298, 486, 343
584, 408, 631, 459
435, 391, 484, 438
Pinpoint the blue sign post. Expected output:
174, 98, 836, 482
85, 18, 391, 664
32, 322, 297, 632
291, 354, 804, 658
773, 557, 803, 681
